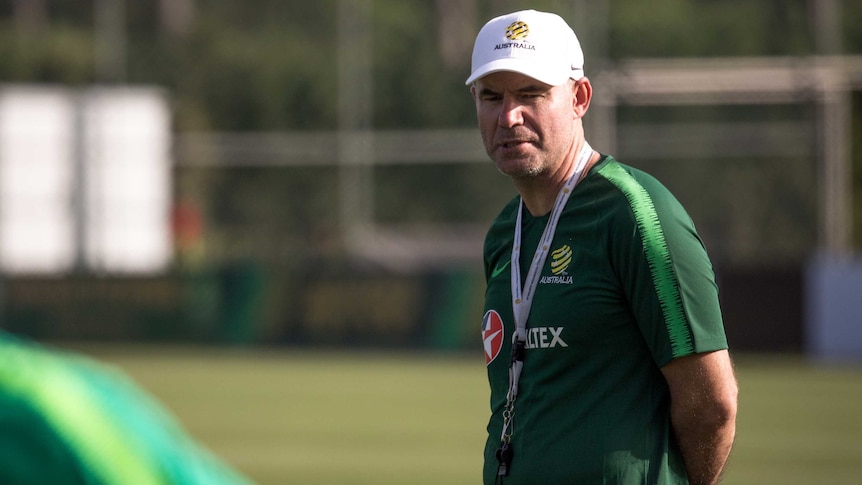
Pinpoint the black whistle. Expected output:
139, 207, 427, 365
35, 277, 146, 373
496, 443, 513, 476
511, 339, 525, 363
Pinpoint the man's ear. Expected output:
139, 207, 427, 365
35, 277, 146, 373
572, 78, 592, 118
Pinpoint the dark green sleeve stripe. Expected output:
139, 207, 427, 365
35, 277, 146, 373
0, 344, 167, 485
598, 162, 695, 357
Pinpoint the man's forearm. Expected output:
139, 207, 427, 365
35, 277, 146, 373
672, 410, 736, 485
663, 350, 739, 485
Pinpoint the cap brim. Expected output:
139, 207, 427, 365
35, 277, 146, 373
465, 58, 579, 86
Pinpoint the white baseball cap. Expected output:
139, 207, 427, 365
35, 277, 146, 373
465, 9, 584, 86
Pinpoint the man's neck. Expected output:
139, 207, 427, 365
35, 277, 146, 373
515, 178, 563, 217
515, 149, 599, 217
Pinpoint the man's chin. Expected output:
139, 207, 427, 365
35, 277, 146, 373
494, 158, 542, 179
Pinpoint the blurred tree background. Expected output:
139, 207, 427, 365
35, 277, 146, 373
5, 0, 859, 128
3, 0, 859, 129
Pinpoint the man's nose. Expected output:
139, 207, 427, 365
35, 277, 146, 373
498, 97, 524, 128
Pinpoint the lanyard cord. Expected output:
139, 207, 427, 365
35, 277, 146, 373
496, 141, 594, 478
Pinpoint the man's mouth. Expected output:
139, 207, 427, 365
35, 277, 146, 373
499, 140, 530, 149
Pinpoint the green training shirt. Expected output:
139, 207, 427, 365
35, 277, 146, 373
480, 156, 728, 484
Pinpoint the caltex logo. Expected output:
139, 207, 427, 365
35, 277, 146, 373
482, 310, 505, 365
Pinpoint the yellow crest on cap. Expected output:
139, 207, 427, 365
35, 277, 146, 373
505, 21, 529, 41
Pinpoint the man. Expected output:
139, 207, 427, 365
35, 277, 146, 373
0, 330, 254, 485
469, 10, 738, 485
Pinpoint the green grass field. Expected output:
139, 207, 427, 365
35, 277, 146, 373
73, 346, 862, 485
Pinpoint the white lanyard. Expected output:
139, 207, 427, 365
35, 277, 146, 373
497, 141, 593, 477
508, 141, 592, 397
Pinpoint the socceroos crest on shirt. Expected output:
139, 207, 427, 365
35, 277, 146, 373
541, 244, 573, 284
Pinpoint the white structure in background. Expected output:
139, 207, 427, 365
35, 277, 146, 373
0, 85, 172, 274
81, 88, 172, 273
0, 87, 76, 273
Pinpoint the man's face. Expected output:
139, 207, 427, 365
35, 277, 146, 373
471, 71, 577, 179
